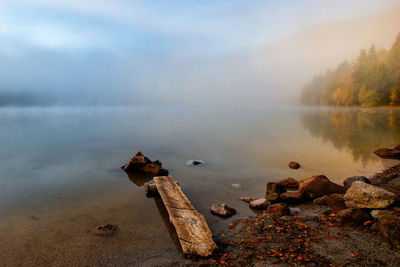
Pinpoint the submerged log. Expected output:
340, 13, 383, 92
154, 176, 217, 257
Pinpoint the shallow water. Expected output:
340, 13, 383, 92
0, 106, 399, 265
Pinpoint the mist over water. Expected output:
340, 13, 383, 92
0, 106, 399, 264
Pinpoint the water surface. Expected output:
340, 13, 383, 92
0, 106, 399, 265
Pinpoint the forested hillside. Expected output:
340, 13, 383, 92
300, 33, 400, 106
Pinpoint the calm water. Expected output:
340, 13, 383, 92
0, 106, 399, 265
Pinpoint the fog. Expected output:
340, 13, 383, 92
0, 0, 399, 106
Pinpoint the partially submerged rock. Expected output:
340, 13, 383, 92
336, 208, 370, 226
94, 224, 117, 236
374, 145, 400, 160
211, 203, 236, 217
231, 183, 243, 190
266, 203, 290, 216
298, 175, 345, 199
344, 181, 396, 209
343, 176, 370, 189
185, 160, 205, 166
240, 197, 253, 203
121, 151, 168, 176
249, 198, 270, 209
288, 161, 301, 169
278, 177, 299, 189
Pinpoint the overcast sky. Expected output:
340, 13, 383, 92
1, 0, 399, 105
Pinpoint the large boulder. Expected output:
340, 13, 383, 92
376, 214, 400, 249
211, 203, 236, 217
298, 175, 345, 199
344, 181, 396, 209
343, 176, 370, 189
278, 177, 299, 189
121, 151, 169, 176
288, 161, 301, 169
279, 192, 304, 204
249, 198, 270, 209
336, 208, 370, 226
374, 147, 400, 160
266, 203, 290, 216
325, 194, 346, 211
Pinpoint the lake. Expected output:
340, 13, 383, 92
0, 106, 399, 266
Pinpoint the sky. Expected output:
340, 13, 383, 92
1, 0, 400, 106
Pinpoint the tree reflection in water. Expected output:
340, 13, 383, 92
300, 108, 400, 164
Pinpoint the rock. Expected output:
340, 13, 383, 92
279, 192, 304, 204
336, 208, 370, 226
325, 194, 346, 211
266, 182, 286, 195
265, 193, 280, 202
185, 160, 205, 166
265, 182, 286, 202
395, 144, 400, 150
278, 178, 299, 189
288, 161, 301, 169
343, 176, 370, 189
266, 203, 290, 216
210, 203, 236, 217
376, 214, 400, 249
240, 197, 253, 203
374, 147, 400, 160
249, 198, 270, 209
145, 183, 159, 197
378, 178, 400, 205
313, 195, 328, 205
231, 183, 243, 190
344, 181, 396, 209
121, 151, 168, 176
94, 224, 117, 236
298, 175, 345, 199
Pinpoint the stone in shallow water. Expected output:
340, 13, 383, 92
240, 197, 253, 203
249, 198, 270, 209
185, 160, 205, 166
94, 224, 117, 236
288, 161, 301, 169
210, 203, 236, 217
231, 183, 243, 190
344, 181, 396, 209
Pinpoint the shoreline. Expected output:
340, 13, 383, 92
191, 162, 400, 266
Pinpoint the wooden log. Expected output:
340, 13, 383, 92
154, 176, 217, 257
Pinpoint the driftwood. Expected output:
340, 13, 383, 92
154, 176, 217, 257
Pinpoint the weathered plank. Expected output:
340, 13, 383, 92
154, 176, 217, 257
